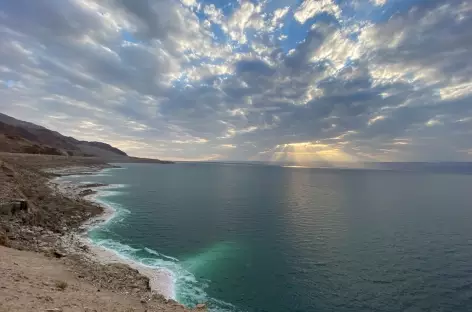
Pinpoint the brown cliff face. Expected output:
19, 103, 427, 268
0, 122, 65, 155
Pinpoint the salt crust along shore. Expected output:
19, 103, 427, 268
49, 166, 177, 299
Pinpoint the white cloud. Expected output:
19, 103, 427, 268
439, 81, 472, 100
181, 0, 198, 8
312, 30, 361, 70
425, 119, 443, 127
294, 0, 341, 24
203, 4, 225, 24
370, 0, 387, 6
172, 138, 209, 144
271, 6, 290, 27
218, 144, 237, 149
368, 115, 386, 126
225, 1, 265, 43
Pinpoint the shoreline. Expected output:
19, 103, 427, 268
0, 154, 203, 311
50, 166, 178, 300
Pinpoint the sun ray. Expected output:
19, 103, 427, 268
268, 141, 357, 167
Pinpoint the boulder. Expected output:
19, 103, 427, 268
53, 249, 66, 258
0, 199, 28, 216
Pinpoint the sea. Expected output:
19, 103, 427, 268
62, 162, 472, 312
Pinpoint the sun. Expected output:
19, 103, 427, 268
269, 141, 356, 166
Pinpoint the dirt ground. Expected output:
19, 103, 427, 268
0, 246, 192, 312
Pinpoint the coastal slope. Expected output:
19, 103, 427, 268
0, 153, 197, 311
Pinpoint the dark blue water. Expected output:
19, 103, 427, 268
65, 163, 472, 312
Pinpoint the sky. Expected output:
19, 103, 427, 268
0, 0, 471, 163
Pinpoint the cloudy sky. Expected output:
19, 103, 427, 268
1, 0, 471, 162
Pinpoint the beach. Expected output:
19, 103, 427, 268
52, 172, 177, 300
0, 153, 204, 312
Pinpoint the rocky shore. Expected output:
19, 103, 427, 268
0, 153, 204, 312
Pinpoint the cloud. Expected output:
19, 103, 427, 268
293, 0, 341, 24
235, 59, 276, 76
370, 0, 387, 6
359, 0, 472, 87
225, 1, 264, 43
0, 0, 471, 162
218, 144, 237, 149
271, 6, 290, 27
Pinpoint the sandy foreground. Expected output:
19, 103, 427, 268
0, 245, 184, 312
0, 153, 203, 312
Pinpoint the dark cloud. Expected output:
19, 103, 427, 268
116, 0, 185, 42
235, 59, 276, 76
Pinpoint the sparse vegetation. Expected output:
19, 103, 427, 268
55, 280, 68, 291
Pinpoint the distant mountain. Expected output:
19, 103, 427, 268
78, 141, 127, 156
0, 113, 127, 157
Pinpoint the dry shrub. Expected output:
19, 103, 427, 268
55, 280, 68, 291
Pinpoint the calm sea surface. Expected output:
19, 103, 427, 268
65, 162, 472, 312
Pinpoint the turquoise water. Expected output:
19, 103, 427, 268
64, 163, 472, 311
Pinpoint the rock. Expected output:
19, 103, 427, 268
53, 249, 66, 258
46, 308, 62, 312
40, 247, 52, 254
78, 189, 96, 197
78, 183, 108, 188
196, 303, 207, 310
0, 199, 28, 216
165, 299, 186, 309
38, 295, 53, 302
166, 299, 179, 305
